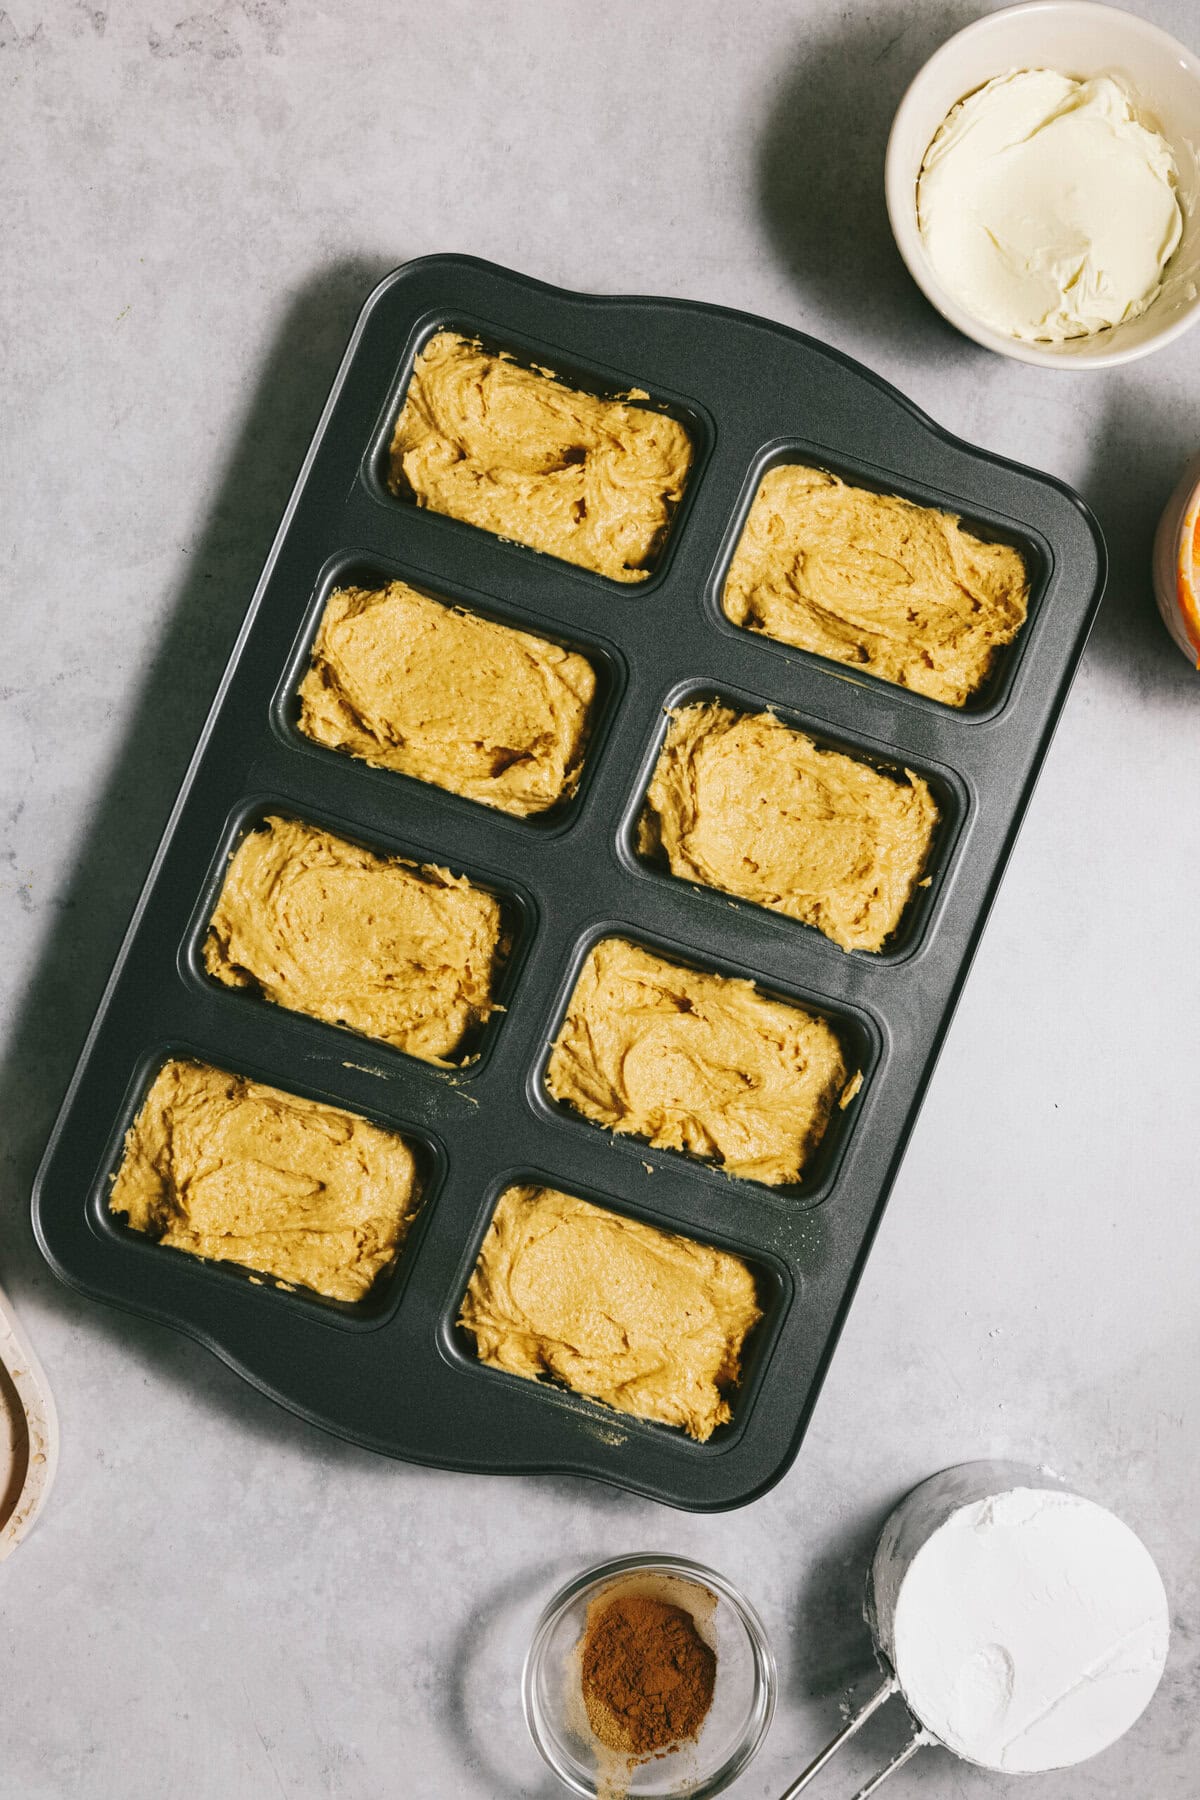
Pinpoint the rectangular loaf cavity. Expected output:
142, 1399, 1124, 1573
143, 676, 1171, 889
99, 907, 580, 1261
204, 815, 507, 1063
545, 937, 853, 1186
458, 1182, 761, 1441
109, 1059, 421, 1303
388, 331, 694, 581
722, 463, 1030, 706
640, 700, 940, 952
297, 578, 598, 816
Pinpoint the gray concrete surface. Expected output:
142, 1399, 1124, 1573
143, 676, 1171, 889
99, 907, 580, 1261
2, 3, 1198, 1795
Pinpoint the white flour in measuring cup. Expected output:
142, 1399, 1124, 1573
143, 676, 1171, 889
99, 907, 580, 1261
866, 1462, 1169, 1773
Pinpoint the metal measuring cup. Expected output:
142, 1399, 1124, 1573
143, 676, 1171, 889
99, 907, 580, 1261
777, 1461, 1169, 1799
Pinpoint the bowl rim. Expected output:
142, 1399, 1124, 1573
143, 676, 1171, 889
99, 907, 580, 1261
884, 0, 1200, 369
1153, 453, 1200, 664
522, 1552, 778, 1799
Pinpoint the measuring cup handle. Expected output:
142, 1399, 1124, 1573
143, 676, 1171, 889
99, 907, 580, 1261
776, 1677, 899, 1799
850, 1731, 928, 1798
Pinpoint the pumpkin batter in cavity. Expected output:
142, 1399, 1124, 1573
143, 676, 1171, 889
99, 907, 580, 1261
204, 816, 504, 1063
546, 938, 852, 1185
389, 332, 693, 582
459, 1183, 761, 1441
298, 580, 596, 817
641, 702, 939, 951
723, 464, 1028, 706
110, 1060, 419, 1303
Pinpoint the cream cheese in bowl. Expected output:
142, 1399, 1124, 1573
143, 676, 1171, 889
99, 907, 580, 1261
917, 69, 1183, 344
884, 2, 1200, 367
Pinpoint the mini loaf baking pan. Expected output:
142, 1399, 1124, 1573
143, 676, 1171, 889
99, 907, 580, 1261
32, 257, 1105, 1510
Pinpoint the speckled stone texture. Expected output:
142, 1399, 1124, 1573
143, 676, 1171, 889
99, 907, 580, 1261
2, 3, 1198, 1796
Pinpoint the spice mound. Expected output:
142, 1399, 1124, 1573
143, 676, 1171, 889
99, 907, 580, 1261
581, 1591, 716, 1760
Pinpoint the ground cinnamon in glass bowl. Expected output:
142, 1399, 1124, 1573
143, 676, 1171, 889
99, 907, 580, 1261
581, 1591, 717, 1758
523, 1555, 775, 1799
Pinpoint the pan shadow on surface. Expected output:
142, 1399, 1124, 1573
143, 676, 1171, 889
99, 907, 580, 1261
774, 1494, 947, 1793
757, 1, 977, 366
0, 255, 404, 1463
1078, 378, 1200, 700
441, 1558, 573, 1800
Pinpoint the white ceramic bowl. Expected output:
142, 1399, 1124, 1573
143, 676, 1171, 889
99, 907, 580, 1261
885, 1, 1200, 367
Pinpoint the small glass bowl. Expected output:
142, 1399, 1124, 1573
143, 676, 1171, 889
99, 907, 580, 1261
522, 1553, 776, 1799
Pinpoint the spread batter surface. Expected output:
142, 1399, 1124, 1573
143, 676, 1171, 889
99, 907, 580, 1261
298, 580, 596, 816
388, 332, 693, 582
110, 1060, 419, 1302
204, 816, 504, 1063
546, 938, 850, 1185
641, 702, 939, 952
459, 1184, 761, 1441
723, 465, 1029, 706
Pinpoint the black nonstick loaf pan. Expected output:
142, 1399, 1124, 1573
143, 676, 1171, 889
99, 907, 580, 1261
32, 256, 1105, 1510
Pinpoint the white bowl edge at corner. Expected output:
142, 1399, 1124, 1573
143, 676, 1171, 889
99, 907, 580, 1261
1153, 450, 1200, 666
0, 1279, 59, 1559
884, 0, 1200, 368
